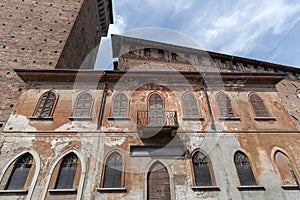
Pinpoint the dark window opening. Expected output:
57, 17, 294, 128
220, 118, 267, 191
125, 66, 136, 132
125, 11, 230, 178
216, 92, 234, 118
149, 94, 164, 126
34, 91, 56, 117
158, 49, 164, 59
112, 93, 128, 117
182, 93, 199, 118
5, 153, 33, 190
172, 53, 178, 61
74, 92, 93, 117
103, 152, 123, 188
144, 48, 151, 57
249, 93, 269, 117
234, 151, 257, 185
55, 153, 78, 189
193, 151, 213, 186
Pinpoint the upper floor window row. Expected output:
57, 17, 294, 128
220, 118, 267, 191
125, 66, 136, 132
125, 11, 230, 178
31, 91, 273, 121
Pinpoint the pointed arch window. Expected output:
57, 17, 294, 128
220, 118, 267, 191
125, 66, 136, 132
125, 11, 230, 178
55, 153, 78, 189
249, 93, 269, 117
5, 153, 33, 190
275, 151, 298, 185
234, 151, 257, 185
216, 92, 234, 118
74, 92, 93, 117
102, 151, 123, 188
192, 151, 213, 186
34, 91, 56, 117
182, 93, 200, 118
112, 93, 128, 117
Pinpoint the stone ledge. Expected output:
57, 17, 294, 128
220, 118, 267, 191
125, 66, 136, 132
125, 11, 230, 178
0, 189, 28, 194
68, 117, 92, 121
107, 117, 131, 121
254, 117, 276, 121
48, 188, 77, 193
29, 116, 53, 121
281, 185, 300, 190
191, 186, 220, 191
182, 117, 205, 121
218, 117, 241, 121
97, 187, 127, 193
237, 185, 265, 191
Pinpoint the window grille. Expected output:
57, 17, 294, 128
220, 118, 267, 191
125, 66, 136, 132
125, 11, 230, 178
55, 153, 78, 189
112, 93, 128, 117
5, 153, 33, 190
182, 93, 199, 118
192, 151, 213, 186
234, 151, 257, 185
249, 93, 269, 117
103, 152, 123, 188
34, 91, 56, 117
74, 92, 93, 117
216, 92, 234, 118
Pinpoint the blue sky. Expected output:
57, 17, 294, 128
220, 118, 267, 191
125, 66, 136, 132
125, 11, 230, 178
95, 0, 300, 69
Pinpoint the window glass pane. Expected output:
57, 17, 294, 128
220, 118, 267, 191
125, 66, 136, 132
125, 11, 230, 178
250, 94, 269, 117
35, 91, 56, 117
112, 93, 128, 117
103, 152, 122, 188
55, 153, 78, 189
234, 152, 257, 185
193, 151, 212, 186
74, 92, 93, 117
216, 92, 234, 117
6, 153, 33, 190
275, 151, 297, 185
183, 93, 199, 118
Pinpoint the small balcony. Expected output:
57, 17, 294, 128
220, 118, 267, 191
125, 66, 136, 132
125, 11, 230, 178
137, 110, 179, 138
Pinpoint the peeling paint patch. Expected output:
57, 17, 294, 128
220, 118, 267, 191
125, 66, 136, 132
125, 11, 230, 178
4, 114, 37, 131
104, 136, 125, 147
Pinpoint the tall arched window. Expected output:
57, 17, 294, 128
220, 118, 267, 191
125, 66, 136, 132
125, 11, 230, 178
34, 91, 56, 117
192, 151, 213, 186
249, 93, 269, 117
74, 92, 93, 117
112, 93, 128, 117
55, 153, 78, 189
102, 151, 123, 188
182, 93, 199, 118
275, 151, 298, 185
5, 153, 33, 190
216, 92, 234, 118
234, 151, 257, 185
149, 93, 164, 126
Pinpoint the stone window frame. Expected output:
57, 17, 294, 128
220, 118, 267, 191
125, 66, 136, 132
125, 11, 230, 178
181, 92, 203, 120
190, 149, 219, 191
248, 92, 276, 121
98, 150, 126, 192
70, 91, 94, 120
109, 92, 130, 120
215, 92, 240, 121
234, 151, 257, 186
30, 90, 58, 120
0, 150, 40, 198
272, 148, 300, 189
44, 149, 85, 200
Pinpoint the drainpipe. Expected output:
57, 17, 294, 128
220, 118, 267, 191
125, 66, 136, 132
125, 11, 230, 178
97, 73, 107, 130
203, 85, 216, 131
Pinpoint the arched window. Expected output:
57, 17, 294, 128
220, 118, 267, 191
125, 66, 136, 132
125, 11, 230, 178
182, 93, 199, 118
34, 91, 56, 117
74, 92, 93, 117
192, 151, 213, 186
112, 93, 128, 117
102, 151, 123, 188
149, 93, 164, 126
234, 151, 257, 185
249, 93, 269, 117
5, 153, 33, 190
216, 92, 234, 118
55, 153, 78, 189
275, 151, 298, 185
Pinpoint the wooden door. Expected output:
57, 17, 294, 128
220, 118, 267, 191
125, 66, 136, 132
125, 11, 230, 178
149, 94, 164, 126
147, 162, 171, 200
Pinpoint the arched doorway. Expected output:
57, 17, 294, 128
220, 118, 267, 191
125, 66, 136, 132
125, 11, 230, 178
147, 162, 171, 200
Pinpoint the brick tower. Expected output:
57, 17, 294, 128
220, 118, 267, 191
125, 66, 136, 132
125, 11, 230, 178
0, 0, 113, 130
